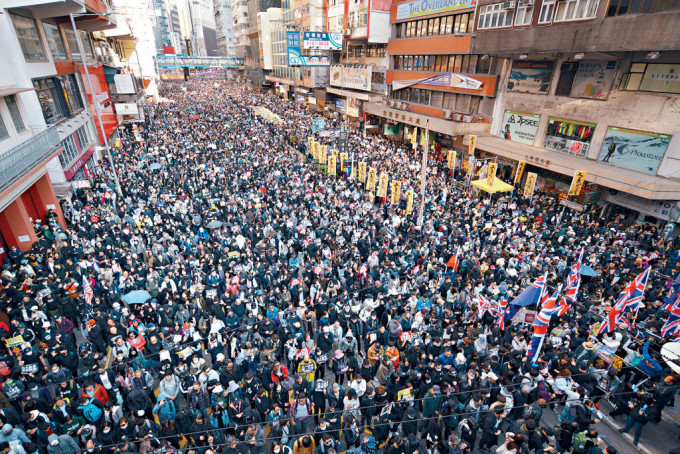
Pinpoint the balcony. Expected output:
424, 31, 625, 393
0, 126, 62, 196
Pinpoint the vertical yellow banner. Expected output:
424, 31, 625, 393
308, 137, 314, 151
447, 150, 456, 170
327, 155, 336, 176
405, 189, 414, 215
523, 172, 537, 198
377, 173, 389, 198
411, 127, 418, 147
312, 142, 318, 161
468, 135, 477, 155
340, 152, 348, 171
568, 171, 588, 197
319, 145, 327, 165
514, 161, 526, 184
390, 180, 402, 205
366, 167, 377, 191
358, 162, 367, 183
487, 162, 497, 188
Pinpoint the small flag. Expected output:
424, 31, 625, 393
83, 276, 94, 306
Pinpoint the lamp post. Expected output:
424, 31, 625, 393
69, 12, 122, 196
416, 119, 429, 228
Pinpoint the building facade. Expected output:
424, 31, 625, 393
215, 0, 237, 56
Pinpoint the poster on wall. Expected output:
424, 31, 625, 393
597, 126, 672, 175
507, 61, 555, 94
500, 110, 540, 145
287, 31, 330, 67
543, 117, 596, 157
570, 60, 618, 100
330, 66, 373, 91
639, 64, 680, 94
347, 98, 360, 117
302, 32, 342, 50
396, 0, 473, 20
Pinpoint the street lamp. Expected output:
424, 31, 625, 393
69, 12, 123, 196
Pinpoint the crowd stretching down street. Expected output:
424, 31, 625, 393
4, 73, 680, 454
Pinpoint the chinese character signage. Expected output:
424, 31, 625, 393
405, 189, 414, 215
327, 155, 336, 176
570, 60, 617, 100
597, 127, 672, 175
523, 172, 537, 198
396, 0, 473, 20
366, 167, 377, 191
390, 180, 402, 205
514, 161, 526, 184
468, 135, 476, 155
487, 162, 497, 188
377, 173, 389, 198
568, 171, 588, 197
288, 31, 330, 67
501, 110, 540, 145
508, 61, 555, 94
447, 150, 456, 170
302, 32, 342, 50
358, 162, 367, 183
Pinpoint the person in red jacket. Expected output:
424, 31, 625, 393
80, 381, 109, 405
271, 361, 289, 384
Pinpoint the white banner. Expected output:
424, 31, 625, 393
114, 74, 136, 94
330, 65, 372, 92
114, 103, 139, 115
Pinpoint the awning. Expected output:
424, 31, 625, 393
471, 178, 514, 194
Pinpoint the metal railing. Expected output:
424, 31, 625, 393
0, 125, 61, 195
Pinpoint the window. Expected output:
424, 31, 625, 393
444, 15, 454, 34
34, 78, 67, 124
61, 75, 84, 113
11, 14, 47, 61
431, 91, 444, 107
620, 62, 647, 91
554, 0, 599, 21
358, 10, 368, 26
0, 114, 9, 141
43, 22, 68, 61
607, 0, 675, 15
538, 0, 556, 23
59, 134, 79, 167
478, 3, 514, 29
555, 62, 578, 96
515, 6, 534, 25
5, 96, 25, 133
63, 28, 81, 60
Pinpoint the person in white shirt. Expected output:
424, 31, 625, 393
349, 374, 367, 397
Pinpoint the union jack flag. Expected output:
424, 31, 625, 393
477, 293, 494, 319
557, 250, 583, 316
494, 295, 509, 330
662, 294, 680, 338
83, 275, 94, 306
598, 268, 651, 334
527, 285, 562, 364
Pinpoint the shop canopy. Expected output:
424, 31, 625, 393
471, 178, 514, 194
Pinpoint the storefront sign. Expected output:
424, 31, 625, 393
336, 99, 345, 112
514, 161, 526, 184
72, 180, 90, 189
64, 146, 96, 180
568, 171, 588, 197
385, 124, 400, 135
507, 61, 555, 94
597, 126, 671, 175
604, 189, 679, 222
500, 110, 540, 145
114, 103, 139, 115
302, 32, 342, 50
347, 97, 360, 117
543, 117, 596, 157
571, 60, 617, 100
523, 172, 537, 198
396, 0, 473, 20
640, 64, 680, 94
330, 65, 372, 91
487, 162, 497, 188
114, 74, 136, 94
287, 31, 330, 67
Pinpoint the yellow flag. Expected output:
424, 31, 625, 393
468, 135, 477, 155
487, 162, 497, 188
568, 171, 587, 197
319, 145, 327, 165
340, 152, 348, 171
312, 141, 318, 161
366, 167, 377, 191
332, 149, 339, 157
377, 173, 389, 198
405, 189, 414, 215
390, 180, 402, 205
358, 162, 367, 183
328, 155, 336, 176
411, 128, 418, 146
514, 161, 526, 184
523, 172, 537, 198
447, 150, 456, 170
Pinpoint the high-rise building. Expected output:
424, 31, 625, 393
232, 0, 250, 58
215, 0, 237, 56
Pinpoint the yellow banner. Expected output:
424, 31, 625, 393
405, 189, 414, 215
514, 161, 526, 184
411, 127, 418, 146
568, 171, 588, 197
468, 135, 477, 155
358, 162, 367, 183
366, 167, 377, 191
328, 155, 336, 176
311, 141, 318, 161
307, 137, 314, 150
377, 172, 389, 198
487, 162, 497, 187
332, 149, 339, 157
319, 145, 327, 165
447, 150, 456, 170
524, 172, 537, 198
340, 152, 348, 171
390, 180, 402, 205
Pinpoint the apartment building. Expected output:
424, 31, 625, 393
215, 0, 237, 56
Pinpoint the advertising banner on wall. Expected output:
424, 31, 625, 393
302, 32, 342, 50
507, 61, 555, 94
396, 0, 473, 20
347, 98, 360, 117
597, 126, 672, 175
330, 66, 373, 91
114, 103, 139, 115
543, 117, 596, 157
288, 31, 331, 67
114, 74, 136, 94
640, 64, 680, 94
500, 110, 540, 145
570, 60, 618, 100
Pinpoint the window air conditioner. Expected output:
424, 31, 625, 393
502, 1, 516, 8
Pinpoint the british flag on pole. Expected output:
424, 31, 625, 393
527, 284, 562, 364
598, 267, 651, 334
557, 250, 583, 317
662, 292, 680, 338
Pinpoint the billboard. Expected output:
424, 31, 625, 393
347, 98, 360, 117
330, 65, 373, 91
570, 60, 618, 100
114, 103, 139, 115
639, 64, 680, 94
287, 31, 330, 67
500, 110, 540, 145
302, 32, 342, 50
597, 126, 672, 175
507, 61, 555, 94
396, 0, 473, 20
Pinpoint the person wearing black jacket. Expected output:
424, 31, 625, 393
618, 393, 659, 446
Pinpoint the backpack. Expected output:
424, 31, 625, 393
536, 381, 551, 402
80, 399, 103, 423
458, 417, 478, 440
572, 431, 587, 452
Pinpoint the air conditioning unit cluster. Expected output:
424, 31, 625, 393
388, 100, 398, 108
443, 110, 465, 121
501, 0, 516, 9
518, 0, 533, 5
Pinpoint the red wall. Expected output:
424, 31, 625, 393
78, 64, 117, 143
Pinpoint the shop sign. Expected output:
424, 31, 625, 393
640, 64, 680, 94
114, 103, 139, 115
500, 110, 540, 145
302, 32, 342, 50
507, 61, 555, 94
330, 65, 372, 91
396, 0, 472, 20
604, 189, 679, 222
597, 126, 671, 175
347, 97, 360, 117
570, 60, 617, 100
543, 117, 596, 157
287, 31, 330, 67
64, 146, 96, 180
336, 99, 345, 112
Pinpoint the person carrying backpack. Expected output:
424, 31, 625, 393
76, 396, 104, 425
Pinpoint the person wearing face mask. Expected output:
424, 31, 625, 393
46, 433, 80, 454
271, 440, 293, 454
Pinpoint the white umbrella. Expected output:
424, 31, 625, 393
660, 341, 680, 374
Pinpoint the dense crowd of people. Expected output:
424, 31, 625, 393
1, 72, 680, 454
